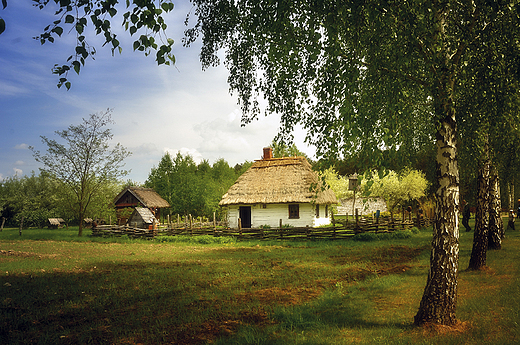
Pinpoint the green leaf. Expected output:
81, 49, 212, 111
133, 41, 140, 51
72, 61, 80, 74
65, 14, 74, 24
129, 26, 137, 35
76, 23, 84, 35
0, 18, 5, 35
52, 26, 64, 36
65, 81, 71, 90
1, 0, 6, 10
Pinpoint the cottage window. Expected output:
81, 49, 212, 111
289, 204, 300, 219
315, 204, 320, 218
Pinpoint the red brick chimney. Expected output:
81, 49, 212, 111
263, 147, 273, 160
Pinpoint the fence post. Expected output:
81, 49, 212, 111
331, 211, 335, 227
213, 212, 217, 236
238, 218, 242, 238
279, 219, 283, 239
355, 208, 359, 230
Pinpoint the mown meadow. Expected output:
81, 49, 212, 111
1, 221, 519, 344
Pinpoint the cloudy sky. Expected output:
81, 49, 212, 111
0, 1, 314, 183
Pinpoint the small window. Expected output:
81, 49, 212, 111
289, 204, 300, 219
315, 204, 320, 218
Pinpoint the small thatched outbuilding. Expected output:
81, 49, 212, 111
219, 148, 338, 228
113, 187, 170, 225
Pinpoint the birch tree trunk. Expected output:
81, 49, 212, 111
468, 158, 490, 270
488, 166, 503, 250
414, 115, 459, 325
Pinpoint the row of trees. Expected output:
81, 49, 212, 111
0, 172, 123, 229
145, 153, 251, 220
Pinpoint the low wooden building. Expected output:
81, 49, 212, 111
48, 218, 65, 229
113, 187, 170, 225
219, 148, 338, 228
128, 207, 158, 229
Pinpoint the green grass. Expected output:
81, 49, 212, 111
1, 220, 519, 344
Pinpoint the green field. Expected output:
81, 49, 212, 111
1, 222, 519, 344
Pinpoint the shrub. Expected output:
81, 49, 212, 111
352, 233, 379, 241
353, 230, 414, 241
155, 235, 236, 245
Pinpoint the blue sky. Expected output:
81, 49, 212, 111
0, 1, 314, 183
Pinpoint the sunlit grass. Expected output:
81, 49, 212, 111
1, 221, 519, 344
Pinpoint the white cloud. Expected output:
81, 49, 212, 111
13, 168, 22, 176
164, 147, 204, 164
0, 80, 28, 96
14, 143, 29, 150
14, 160, 24, 166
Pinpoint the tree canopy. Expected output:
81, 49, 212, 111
145, 152, 249, 219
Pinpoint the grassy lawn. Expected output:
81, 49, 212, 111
0, 221, 519, 344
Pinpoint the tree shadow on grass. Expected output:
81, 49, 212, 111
1, 245, 426, 345
1, 259, 254, 345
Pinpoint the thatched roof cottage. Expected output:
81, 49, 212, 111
219, 148, 337, 228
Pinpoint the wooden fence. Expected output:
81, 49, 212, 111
91, 212, 430, 240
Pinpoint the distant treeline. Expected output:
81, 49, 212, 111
145, 152, 252, 220
0, 171, 122, 228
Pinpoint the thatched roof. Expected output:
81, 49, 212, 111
219, 156, 338, 206
114, 187, 170, 208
